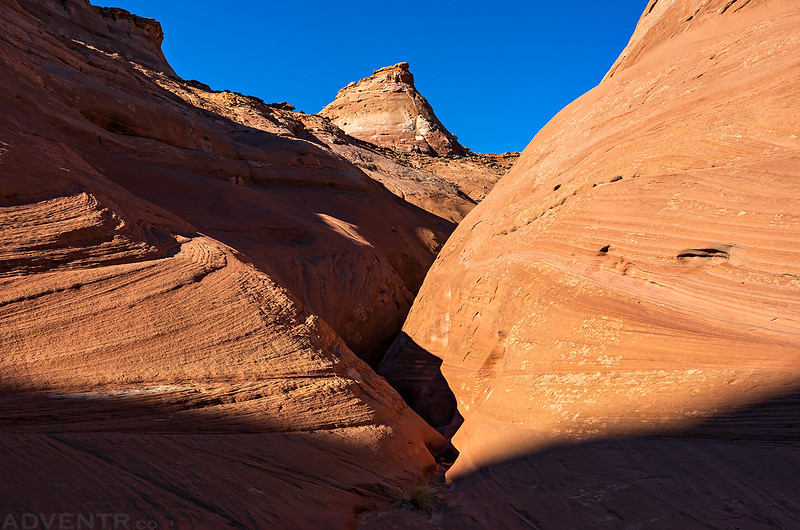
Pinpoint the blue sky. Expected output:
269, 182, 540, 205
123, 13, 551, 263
106, 1, 648, 153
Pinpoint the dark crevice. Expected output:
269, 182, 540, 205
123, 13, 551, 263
720, 0, 739, 14
377, 332, 461, 461
677, 247, 730, 259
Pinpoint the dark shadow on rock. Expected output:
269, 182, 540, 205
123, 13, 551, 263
435, 390, 800, 529
0, 386, 427, 528
378, 333, 462, 454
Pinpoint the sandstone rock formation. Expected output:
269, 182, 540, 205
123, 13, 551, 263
0, 0, 480, 369
320, 62, 466, 157
0, 0, 519, 525
160, 78, 514, 227
386, 0, 800, 526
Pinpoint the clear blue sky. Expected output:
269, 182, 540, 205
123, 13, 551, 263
105, 1, 648, 154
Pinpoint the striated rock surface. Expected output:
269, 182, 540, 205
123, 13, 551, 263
0, 0, 483, 368
388, 0, 800, 526
320, 62, 466, 157
0, 0, 499, 525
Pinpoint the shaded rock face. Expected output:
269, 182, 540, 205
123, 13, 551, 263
0, 0, 500, 525
389, 0, 800, 525
320, 62, 467, 157
2, 0, 477, 367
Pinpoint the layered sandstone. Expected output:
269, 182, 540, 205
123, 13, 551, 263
320, 62, 466, 157
389, 0, 800, 526
0, 0, 479, 525
0, 0, 482, 368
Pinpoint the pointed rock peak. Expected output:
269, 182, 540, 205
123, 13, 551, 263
319, 62, 466, 157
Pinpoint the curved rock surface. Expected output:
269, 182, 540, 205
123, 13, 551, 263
0, 0, 488, 525
320, 62, 466, 157
389, 0, 800, 526
0, 0, 493, 366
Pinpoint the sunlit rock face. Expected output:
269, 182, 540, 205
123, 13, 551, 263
391, 0, 800, 525
320, 62, 466, 157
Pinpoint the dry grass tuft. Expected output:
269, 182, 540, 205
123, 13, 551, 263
394, 481, 442, 513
